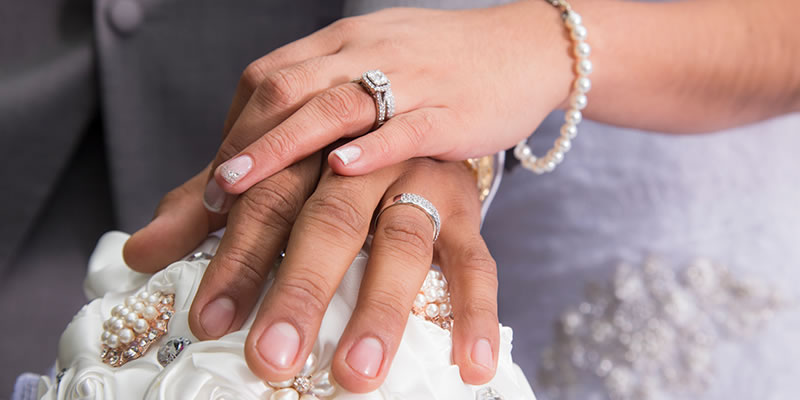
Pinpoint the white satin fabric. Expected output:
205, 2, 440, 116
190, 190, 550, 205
37, 231, 535, 400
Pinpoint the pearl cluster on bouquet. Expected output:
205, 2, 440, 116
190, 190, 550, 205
514, 0, 592, 174
412, 269, 454, 331
100, 291, 175, 367
266, 352, 335, 400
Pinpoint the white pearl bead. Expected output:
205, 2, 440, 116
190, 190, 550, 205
103, 319, 112, 330
514, 144, 532, 160
571, 93, 588, 110
132, 302, 145, 313
566, 11, 582, 28
125, 296, 138, 307
425, 303, 439, 318
434, 288, 446, 301
521, 156, 538, 171
424, 288, 438, 302
147, 294, 160, 305
577, 59, 593, 76
439, 303, 451, 317
143, 305, 158, 320
125, 312, 139, 326
111, 305, 123, 317
556, 137, 572, 152
101, 331, 111, 341
566, 109, 583, 125
107, 334, 120, 348
111, 318, 125, 332
575, 42, 591, 58
561, 123, 578, 139
433, 278, 445, 288
548, 149, 565, 164
544, 160, 557, 172
414, 294, 427, 308
133, 318, 149, 334
270, 388, 299, 400
428, 270, 441, 280
575, 77, 592, 93
571, 25, 587, 41
138, 291, 150, 300
118, 307, 131, 318
118, 328, 134, 344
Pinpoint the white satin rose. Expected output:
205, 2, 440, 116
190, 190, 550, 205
35, 231, 536, 400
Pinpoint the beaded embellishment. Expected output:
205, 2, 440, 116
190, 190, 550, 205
538, 258, 788, 400
100, 291, 175, 367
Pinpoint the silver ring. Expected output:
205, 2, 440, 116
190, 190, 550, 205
354, 69, 395, 129
375, 193, 441, 242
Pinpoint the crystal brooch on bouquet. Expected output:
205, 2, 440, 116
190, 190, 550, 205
100, 291, 175, 367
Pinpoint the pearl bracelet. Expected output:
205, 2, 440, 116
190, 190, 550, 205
514, 0, 592, 174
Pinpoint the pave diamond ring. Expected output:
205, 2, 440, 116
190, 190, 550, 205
354, 69, 395, 129
375, 193, 441, 242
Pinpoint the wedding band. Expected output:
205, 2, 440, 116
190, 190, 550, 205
375, 193, 441, 242
354, 69, 395, 129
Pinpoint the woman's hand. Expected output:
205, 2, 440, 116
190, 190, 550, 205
124, 157, 500, 392
201, 1, 572, 209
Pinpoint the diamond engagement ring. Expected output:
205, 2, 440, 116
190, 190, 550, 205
354, 69, 395, 129
375, 193, 441, 242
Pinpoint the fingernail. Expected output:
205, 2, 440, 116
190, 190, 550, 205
203, 179, 227, 212
257, 321, 300, 369
471, 338, 493, 369
345, 336, 384, 378
200, 296, 236, 338
219, 155, 253, 185
332, 146, 362, 166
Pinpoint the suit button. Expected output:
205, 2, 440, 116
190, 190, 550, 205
107, 0, 143, 35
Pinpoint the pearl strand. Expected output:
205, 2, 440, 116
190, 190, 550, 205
514, 0, 592, 174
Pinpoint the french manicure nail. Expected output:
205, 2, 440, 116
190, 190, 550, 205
257, 321, 300, 369
203, 179, 227, 212
219, 155, 253, 185
471, 338, 493, 369
332, 146, 362, 166
200, 296, 236, 338
345, 336, 384, 378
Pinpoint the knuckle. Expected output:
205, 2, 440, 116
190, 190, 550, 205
276, 272, 331, 318
259, 68, 304, 109
313, 86, 364, 128
258, 128, 299, 160
379, 214, 434, 261
304, 189, 369, 239
360, 289, 411, 328
460, 247, 499, 288
461, 296, 497, 322
237, 181, 304, 233
214, 246, 269, 292
396, 110, 435, 150
241, 61, 267, 91
331, 17, 364, 37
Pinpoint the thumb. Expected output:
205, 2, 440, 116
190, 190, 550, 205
123, 165, 227, 273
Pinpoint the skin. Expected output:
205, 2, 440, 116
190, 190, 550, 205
124, 0, 800, 393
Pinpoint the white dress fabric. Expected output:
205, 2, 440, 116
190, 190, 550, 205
483, 112, 800, 400
34, 232, 535, 400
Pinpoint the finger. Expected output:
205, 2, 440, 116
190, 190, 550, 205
212, 82, 376, 196
122, 165, 227, 273
331, 180, 438, 392
188, 155, 320, 340
223, 24, 346, 135
327, 107, 458, 176
204, 56, 356, 213
437, 212, 500, 385
244, 166, 398, 382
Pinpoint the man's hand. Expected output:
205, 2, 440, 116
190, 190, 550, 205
123, 157, 500, 393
